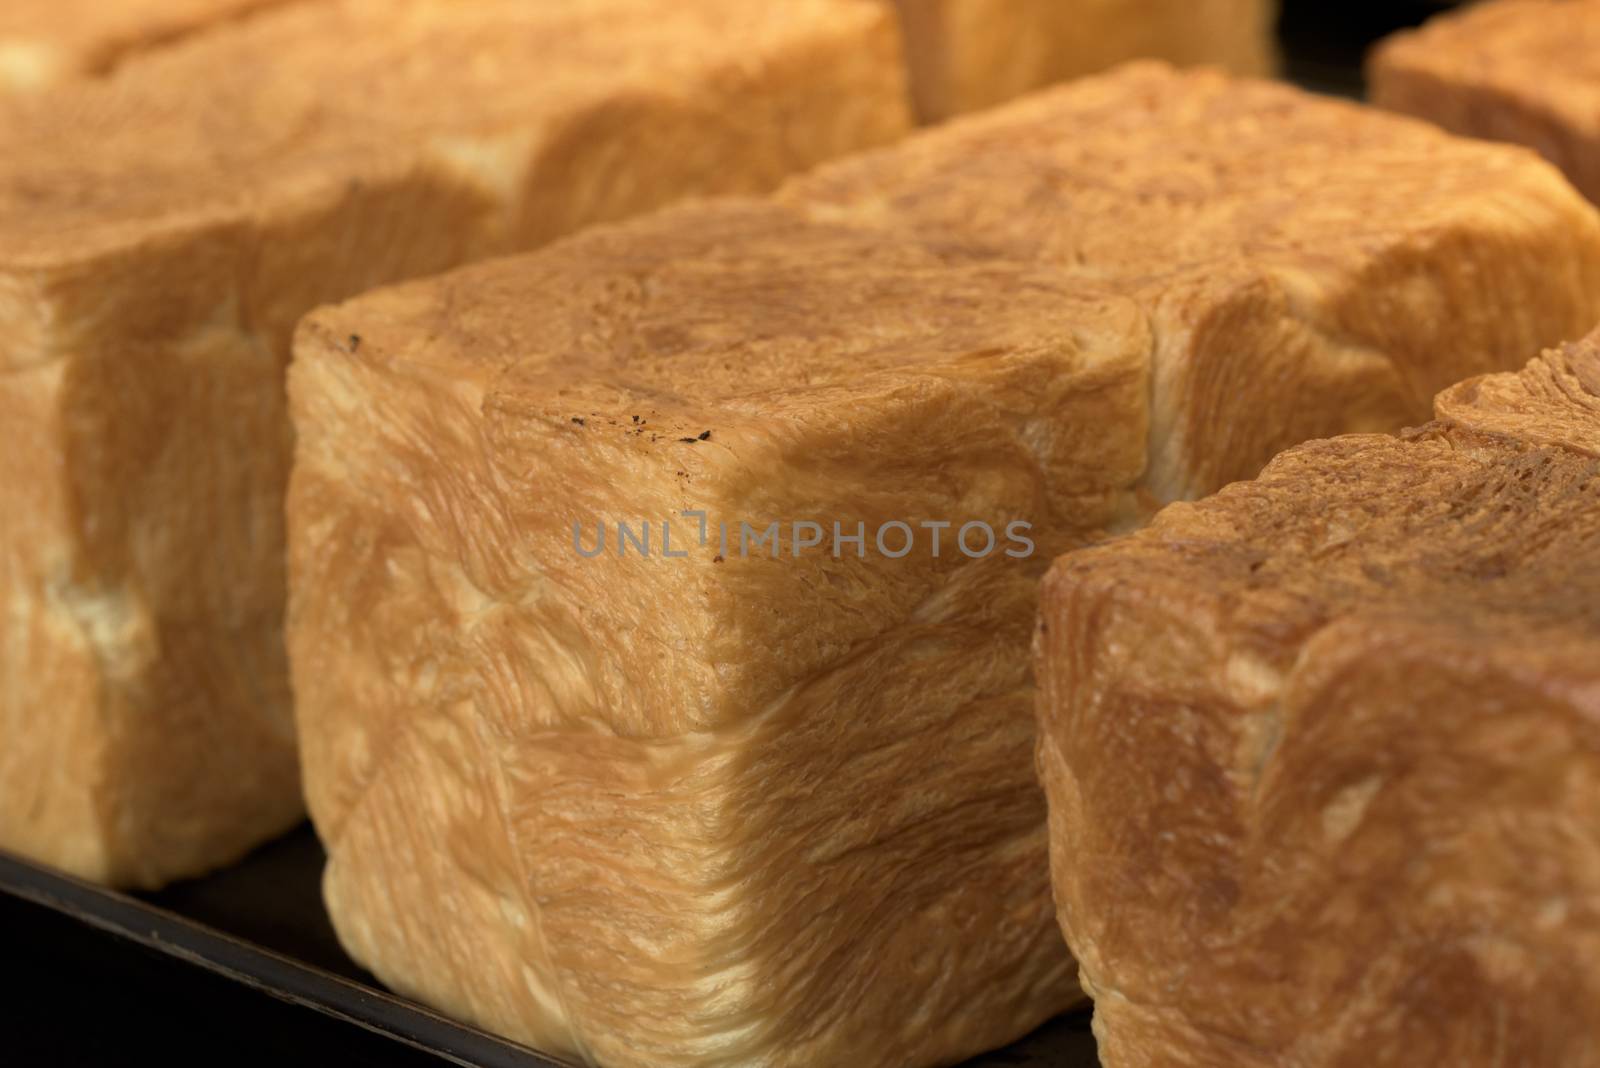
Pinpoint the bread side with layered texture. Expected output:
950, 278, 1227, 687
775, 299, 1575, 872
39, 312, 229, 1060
1036, 333, 1600, 1068
0, 0, 910, 888
784, 62, 1600, 503
288, 198, 1151, 1068
1372, 0, 1600, 204
285, 61, 1600, 1066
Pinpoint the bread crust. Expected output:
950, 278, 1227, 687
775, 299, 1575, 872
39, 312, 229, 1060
0, 0, 299, 92
289, 198, 1151, 1066
1372, 0, 1600, 204
1037, 334, 1600, 1067
292, 66, 1600, 1066
0, 0, 910, 888
784, 62, 1600, 502
894, 0, 1279, 122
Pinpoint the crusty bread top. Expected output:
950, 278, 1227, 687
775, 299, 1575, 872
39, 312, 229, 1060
291, 197, 1151, 743
0, 0, 893, 266
1034, 335, 1600, 1068
1046, 331, 1600, 663
784, 61, 1600, 500
0, 0, 296, 91
298, 196, 1145, 435
1436, 333, 1600, 457
1372, 0, 1600, 132
786, 61, 1581, 287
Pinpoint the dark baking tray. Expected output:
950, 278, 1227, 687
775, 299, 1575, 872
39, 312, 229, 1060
0, 830, 1096, 1066
0, 5, 1461, 1065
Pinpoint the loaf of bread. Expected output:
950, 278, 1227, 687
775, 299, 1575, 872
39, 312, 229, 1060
0, 0, 909, 889
1372, 0, 1600, 204
1035, 332, 1600, 1067
784, 62, 1600, 503
291, 197, 1146, 1068
0, 0, 295, 92
289, 66, 1600, 1068
895, 0, 1279, 121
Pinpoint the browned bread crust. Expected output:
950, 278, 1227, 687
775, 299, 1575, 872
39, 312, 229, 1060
1372, 0, 1600, 204
290, 197, 1149, 1067
893, 0, 1279, 122
0, 0, 302, 92
291, 64, 1600, 1067
784, 62, 1600, 503
0, 0, 909, 888
1036, 333, 1600, 1067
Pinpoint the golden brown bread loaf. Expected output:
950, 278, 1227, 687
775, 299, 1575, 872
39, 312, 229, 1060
290, 66, 1600, 1067
0, 0, 909, 889
1035, 334, 1600, 1068
784, 62, 1600, 503
895, 0, 1279, 121
0, 0, 299, 92
1371, 0, 1600, 205
291, 198, 1149, 1068
4, 0, 1280, 120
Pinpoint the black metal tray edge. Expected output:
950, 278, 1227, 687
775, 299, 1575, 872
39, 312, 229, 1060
0, 849, 567, 1068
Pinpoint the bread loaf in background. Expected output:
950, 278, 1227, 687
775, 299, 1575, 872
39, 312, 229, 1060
0, 0, 910, 889
1372, 0, 1600, 205
1035, 331, 1600, 1068
895, 0, 1279, 121
288, 63, 1600, 1068
0, 0, 304, 92
4, 0, 1283, 120
784, 62, 1600, 504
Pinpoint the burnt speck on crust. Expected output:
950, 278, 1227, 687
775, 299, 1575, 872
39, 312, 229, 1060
347, 334, 362, 353
571, 417, 585, 426
679, 437, 698, 444
698, 430, 712, 441
713, 554, 724, 563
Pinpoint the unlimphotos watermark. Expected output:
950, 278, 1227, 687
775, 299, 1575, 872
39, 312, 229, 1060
572, 511, 1034, 560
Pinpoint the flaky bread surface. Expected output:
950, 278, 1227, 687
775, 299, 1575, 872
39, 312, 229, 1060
1037, 334, 1600, 1068
783, 63, 1600, 503
289, 198, 1150, 1067
1372, 0, 1600, 204
0, 0, 910, 887
286, 61, 1600, 1064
